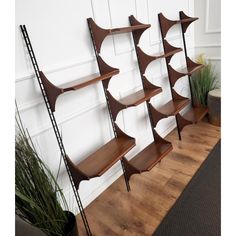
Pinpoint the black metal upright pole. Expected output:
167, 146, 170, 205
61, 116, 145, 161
20, 25, 92, 236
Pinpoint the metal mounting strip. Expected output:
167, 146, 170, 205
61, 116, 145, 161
179, 14, 194, 106
20, 25, 92, 236
158, 14, 182, 140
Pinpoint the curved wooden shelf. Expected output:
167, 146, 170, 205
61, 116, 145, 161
78, 136, 135, 177
119, 88, 161, 106
122, 133, 172, 182
66, 124, 135, 189
136, 43, 182, 74
87, 17, 150, 53
179, 11, 198, 33
176, 107, 208, 132
182, 107, 208, 123
39, 68, 119, 112
129, 15, 151, 45
158, 98, 190, 116
158, 12, 198, 38
107, 86, 162, 120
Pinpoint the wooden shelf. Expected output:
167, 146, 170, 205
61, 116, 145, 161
39, 69, 119, 112
158, 98, 190, 116
182, 107, 208, 123
129, 141, 172, 173
78, 136, 135, 178
120, 88, 162, 107
60, 70, 119, 91
109, 24, 150, 35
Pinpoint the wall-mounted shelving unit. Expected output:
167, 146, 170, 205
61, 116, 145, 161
19, 11, 206, 236
87, 16, 173, 190
158, 11, 208, 139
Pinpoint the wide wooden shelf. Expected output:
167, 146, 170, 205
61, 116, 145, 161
129, 142, 172, 172
177, 18, 198, 24
182, 107, 208, 123
78, 136, 135, 178
158, 98, 190, 116
179, 64, 204, 76
60, 70, 119, 91
151, 47, 182, 59
119, 88, 162, 107
109, 24, 150, 35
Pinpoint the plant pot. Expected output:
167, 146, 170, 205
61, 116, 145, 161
64, 211, 79, 236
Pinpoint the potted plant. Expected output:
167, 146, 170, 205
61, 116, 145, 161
15, 111, 78, 236
191, 54, 219, 107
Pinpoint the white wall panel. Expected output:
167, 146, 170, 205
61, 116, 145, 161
194, 0, 221, 78
16, 0, 195, 212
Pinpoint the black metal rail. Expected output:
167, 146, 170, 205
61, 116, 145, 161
20, 25, 92, 236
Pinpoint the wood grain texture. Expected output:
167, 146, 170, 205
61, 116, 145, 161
77, 120, 220, 236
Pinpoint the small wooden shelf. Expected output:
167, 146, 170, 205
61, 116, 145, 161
158, 98, 190, 116
119, 88, 162, 107
87, 17, 150, 53
39, 69, 119, 112
108, 24, 150, 35
60, 70, 119, 91
129, 141, 172, 173
77, 136, 135, 178
182, 107, 208, 123
158, 12, 198, 38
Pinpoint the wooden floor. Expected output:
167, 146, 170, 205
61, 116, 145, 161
77, 120, 220, 236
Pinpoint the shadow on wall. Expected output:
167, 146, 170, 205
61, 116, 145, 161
16, 216, 46, 236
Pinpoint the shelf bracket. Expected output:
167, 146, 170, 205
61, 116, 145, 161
129, 15, 150, 45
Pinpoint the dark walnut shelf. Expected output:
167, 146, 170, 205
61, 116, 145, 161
60, 70, 119, 91
39, 69, 119, 112
182, 107, 208, 123
158, 98, 190, 116
158, 12, 198, 38
87, 17, 150, 53
108, 24, 150, 35
176, 57, 204, 76
129, 141, 173, 173
120, 88, 162, 107
78, 136, 135, 178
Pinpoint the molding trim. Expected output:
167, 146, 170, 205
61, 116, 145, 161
205, 0, 221, 34
16, 56, 95, 83
195, 43, 221, 48
29, 100, 106, 137
206, 57, 221, 61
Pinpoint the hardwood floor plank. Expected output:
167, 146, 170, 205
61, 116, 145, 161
77, 121, 220, 236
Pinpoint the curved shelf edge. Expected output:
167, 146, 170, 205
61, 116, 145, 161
67, 127, 135, 188
39, 64, 119, 112
122, 136, 173, 181
88, 17, 150, 53
65, 156, 90, 190
150, 98, 190, 122
129, 15, 151, 44
186, 57, 204, 75
168, 65, 187, 87
149, 103, 168, 127
176, 106, 208, 132
179, 11, 198, 33
136, 46, 160, 75
107, 85, 162, 119
172, 89, 189, 101
158, 13, 178, 38
87, 18, 110, 54
39, 71, 63, 112
163, 40, 182, 63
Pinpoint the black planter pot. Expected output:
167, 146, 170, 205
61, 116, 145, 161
64, 211, 79, 236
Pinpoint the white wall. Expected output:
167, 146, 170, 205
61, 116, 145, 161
194, 0, 221, 81
15, 0, 195, 213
